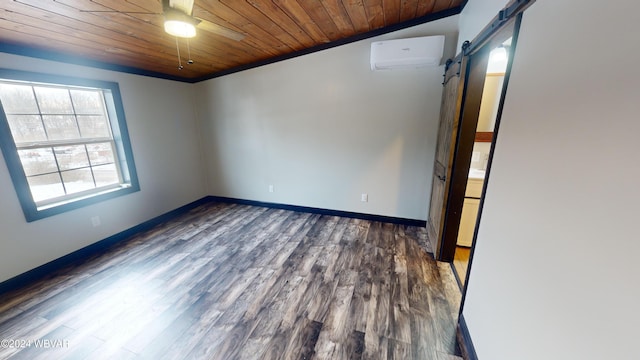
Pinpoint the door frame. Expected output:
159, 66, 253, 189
457, 14, 524, 309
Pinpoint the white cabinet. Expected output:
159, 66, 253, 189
457, 177, 484, 247
457, 198, 480, 247
465, 178, 484, 198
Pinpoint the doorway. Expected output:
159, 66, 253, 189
452, 39, 511, 286
427, 17, 521, 265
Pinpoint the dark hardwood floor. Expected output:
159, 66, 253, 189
0, 202, 462, 359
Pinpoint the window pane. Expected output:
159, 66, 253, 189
70, 90, 104, 115
77, 115, 110, 138
93, 163, 119, 187
61, 168, 95, 194
7, 115, 47, 143
42, 115, 80, 140
54, 145, 89, 171
18, 148, 58, 176
87, 142, 115, 165
27, 173, 65, 202
0, 84, 39, 114
34, 87, 73, 114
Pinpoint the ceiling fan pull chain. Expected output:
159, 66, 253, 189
175, 37, 184, 70
187, 39, 194, 65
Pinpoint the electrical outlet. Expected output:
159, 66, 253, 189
268, 185, 274, 193
91, 216, 101, 227
361, 193, 368, 202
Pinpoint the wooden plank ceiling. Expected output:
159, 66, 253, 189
0, 0, 463, 82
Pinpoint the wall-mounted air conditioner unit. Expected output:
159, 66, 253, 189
370, 35, 445, 70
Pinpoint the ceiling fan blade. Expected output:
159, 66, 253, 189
79, 10, 159, 14
169, 0, 195, 16
196, 19, 245, 41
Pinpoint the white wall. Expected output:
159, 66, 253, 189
457, 0, 509, 50
476, 75, 504, 132
194, 16, 459, 220
462, 1, 640, 359
0, 53, 207, 283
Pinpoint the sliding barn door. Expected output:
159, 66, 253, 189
427, 58, 466, 259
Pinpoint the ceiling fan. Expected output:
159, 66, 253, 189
159, 0, 244, 41
83, 0, 245, 70
84, 0, 244, 41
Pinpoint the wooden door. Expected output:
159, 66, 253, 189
427, 58, 466, 259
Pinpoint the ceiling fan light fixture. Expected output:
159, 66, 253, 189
164, 9, 197, 38
165, 20, 196, 38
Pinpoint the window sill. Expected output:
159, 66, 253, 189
24, 183, 140, 222
36, 184, 132, 211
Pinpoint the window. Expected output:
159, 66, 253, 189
0, 70, 139, 222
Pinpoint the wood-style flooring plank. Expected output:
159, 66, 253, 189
0, 202, 461, 359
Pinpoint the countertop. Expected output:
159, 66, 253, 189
468, 168, 486, 180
